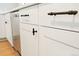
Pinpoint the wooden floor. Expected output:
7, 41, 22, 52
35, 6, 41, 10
0, 39, 19, 56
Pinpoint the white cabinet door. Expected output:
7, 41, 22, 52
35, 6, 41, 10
20, 23, 38, 56
5, 13, 13, 45
39, 27, 79, 56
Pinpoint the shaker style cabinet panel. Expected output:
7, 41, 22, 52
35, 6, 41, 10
39, 26, 79, 48
39, 3, 79, 30
39, 27, 79, 56
20, 23, 38, 56
19, 5, 38, 24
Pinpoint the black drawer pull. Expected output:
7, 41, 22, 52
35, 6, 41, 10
21, 14, 29, 17
48, 10, 78, 16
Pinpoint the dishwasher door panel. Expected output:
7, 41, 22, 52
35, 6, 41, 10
11, 12, 21, 54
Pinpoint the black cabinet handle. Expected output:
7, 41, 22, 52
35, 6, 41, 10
5, 21, 7, 24
48, 10, 78, 16
32, 28, 37, 36
21, 14, 29, 17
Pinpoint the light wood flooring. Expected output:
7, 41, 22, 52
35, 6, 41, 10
0, 38, 20, 56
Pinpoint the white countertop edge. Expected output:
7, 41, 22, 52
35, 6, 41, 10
0, 3, 40, 15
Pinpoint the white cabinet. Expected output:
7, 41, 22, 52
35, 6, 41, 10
5, 13, 13, 45
19, 5, 39, 55
20, 23, 38, 56
39, 27, 79, 56
19, 3, 79, 56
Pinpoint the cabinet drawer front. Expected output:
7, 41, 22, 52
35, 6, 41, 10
39, 32, 79, 56
39, 26, 79, 49
19, 5, 38, 24
39, 3, 79, 30
19, 8, 30, 23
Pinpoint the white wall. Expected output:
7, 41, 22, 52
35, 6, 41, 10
0, 3, 19, 12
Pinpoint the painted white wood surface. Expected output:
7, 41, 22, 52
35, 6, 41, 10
20, 23, 38, 56
19, 3, 79, 56
39, 27, 79, 56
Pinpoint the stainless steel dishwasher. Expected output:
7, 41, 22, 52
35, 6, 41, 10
10, 11, 21, 55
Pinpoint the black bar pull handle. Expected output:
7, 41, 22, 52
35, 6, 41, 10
48, 10, 78, 16
21, 14, 29, 17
